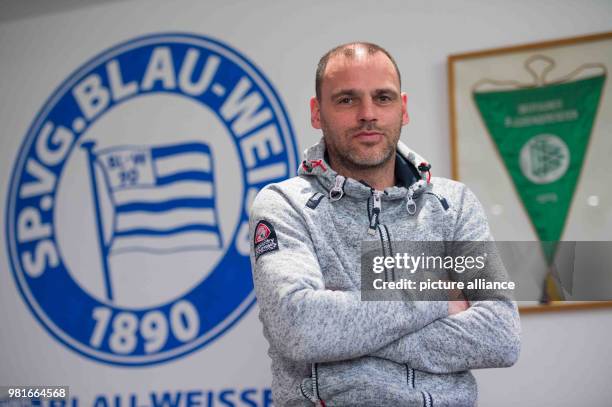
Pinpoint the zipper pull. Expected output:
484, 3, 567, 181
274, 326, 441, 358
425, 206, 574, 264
406, 190, 417, 215
368, 190, 382, 235
329, 175, 345, 201
406, 180, 426, 216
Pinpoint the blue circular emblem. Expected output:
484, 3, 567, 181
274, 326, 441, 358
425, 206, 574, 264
6, 33, 297, 365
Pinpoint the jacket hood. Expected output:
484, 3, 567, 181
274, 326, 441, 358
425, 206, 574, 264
297, 138, 431, 201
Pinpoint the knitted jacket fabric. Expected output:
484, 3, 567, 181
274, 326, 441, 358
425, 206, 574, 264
249, 139, 521, 406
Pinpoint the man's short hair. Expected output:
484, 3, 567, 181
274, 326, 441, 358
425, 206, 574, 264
315, 42, 402, 100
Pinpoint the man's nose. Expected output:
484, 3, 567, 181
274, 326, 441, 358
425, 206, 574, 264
357, 99, 377, 123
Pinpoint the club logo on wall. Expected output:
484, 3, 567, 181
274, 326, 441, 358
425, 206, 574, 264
6, 33, 297, 365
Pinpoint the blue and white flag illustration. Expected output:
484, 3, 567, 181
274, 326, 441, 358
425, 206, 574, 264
82, 141, 223, 300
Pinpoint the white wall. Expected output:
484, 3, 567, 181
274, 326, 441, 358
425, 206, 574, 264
475, 307, 612, 406
1, 0, 611, 405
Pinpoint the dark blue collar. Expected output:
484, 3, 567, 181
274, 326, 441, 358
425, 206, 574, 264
395, 153, 419, 188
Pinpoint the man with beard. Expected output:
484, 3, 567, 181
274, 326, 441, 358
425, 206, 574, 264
249, 42, 520, 406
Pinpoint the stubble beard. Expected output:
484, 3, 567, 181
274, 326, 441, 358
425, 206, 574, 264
322, 120, 401, 172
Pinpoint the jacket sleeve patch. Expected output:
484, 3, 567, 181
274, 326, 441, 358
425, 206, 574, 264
254, 220, 279, 260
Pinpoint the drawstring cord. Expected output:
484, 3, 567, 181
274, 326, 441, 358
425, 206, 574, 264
324, 161, 440, 218
418, 162, 431, 184
405, 162, 432, 215
302, 159, 328, 173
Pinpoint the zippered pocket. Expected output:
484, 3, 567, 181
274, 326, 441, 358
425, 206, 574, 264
424, 191, 449, 211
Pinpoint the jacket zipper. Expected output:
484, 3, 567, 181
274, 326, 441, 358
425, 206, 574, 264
406, 365, 415, 388
407, 366, 434, 407
378, 224, 394, 282
368, 190, 382, 235
329, 175, 346, 201
367, 190, 395, 282
424, 191, 449, 211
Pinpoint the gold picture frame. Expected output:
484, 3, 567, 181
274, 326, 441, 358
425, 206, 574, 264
448, 32, 612, 313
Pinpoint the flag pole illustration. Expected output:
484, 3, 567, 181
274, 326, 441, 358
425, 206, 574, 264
472, 55, 607, 301
82, 141, 115, 301
81, 140, 223, 302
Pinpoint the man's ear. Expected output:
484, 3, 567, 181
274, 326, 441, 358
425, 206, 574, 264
310, 97, 322, 129
401, 93, 409, 125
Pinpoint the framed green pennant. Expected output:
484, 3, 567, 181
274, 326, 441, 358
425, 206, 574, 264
448, 32, 612, 313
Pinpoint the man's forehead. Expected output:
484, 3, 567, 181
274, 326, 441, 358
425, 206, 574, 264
325, 49, 392, 71
323, 51, 400, 88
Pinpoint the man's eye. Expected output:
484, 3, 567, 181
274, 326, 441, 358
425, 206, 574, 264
338, 97, 353, 104
377, 95, 392, 102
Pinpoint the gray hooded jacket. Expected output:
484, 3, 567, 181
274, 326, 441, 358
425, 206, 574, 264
249, 139, 520, 406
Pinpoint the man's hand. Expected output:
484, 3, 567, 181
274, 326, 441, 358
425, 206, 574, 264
448, 289, 470, 315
